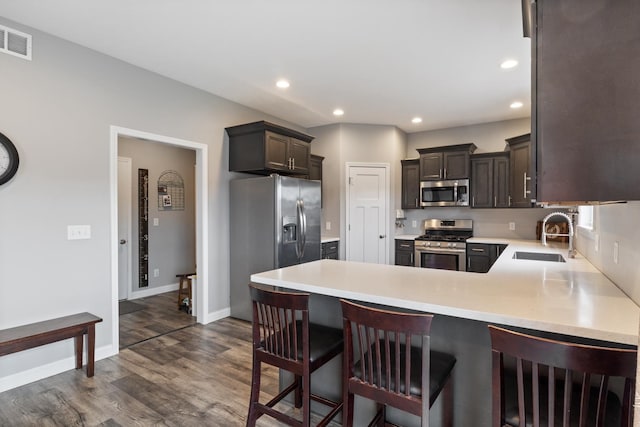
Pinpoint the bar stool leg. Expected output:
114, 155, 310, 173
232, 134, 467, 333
246, 358, 261, 427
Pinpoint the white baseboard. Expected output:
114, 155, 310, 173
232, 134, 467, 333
0, 344, 116, 393
202, 307, 231, 324
128, 283, 179, 300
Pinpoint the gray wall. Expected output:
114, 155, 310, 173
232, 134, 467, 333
118, 137, 196, 292
407, 117, 531, 155
0, 16, 303, 389
309, 123, 407, 261
576, 202, 640, 306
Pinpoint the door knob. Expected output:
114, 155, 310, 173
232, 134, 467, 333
120, 239, 127, 245
379, 235, 386, 239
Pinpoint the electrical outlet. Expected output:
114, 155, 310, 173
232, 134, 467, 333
508, 222, 516, 231
613, 241, 619, 264
326, 221, 331, 231
153, 268, 160, 277
67, 225, 91, 240
153, 218, 159, 226
412, 220, 417, 228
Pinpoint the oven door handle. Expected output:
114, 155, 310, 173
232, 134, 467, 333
415, 248, 466, 255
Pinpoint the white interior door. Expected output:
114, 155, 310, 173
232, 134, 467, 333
346, 164, 388, 264
118, 157, 132, 300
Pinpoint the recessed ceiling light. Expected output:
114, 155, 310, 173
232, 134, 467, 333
501, 59, 519, 69
412, 117, 423, 124
276, 79, 290, 89
510, 101, 524, 109
333, 109, 344, 116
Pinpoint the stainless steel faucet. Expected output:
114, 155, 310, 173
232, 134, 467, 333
541, 211, 576, 258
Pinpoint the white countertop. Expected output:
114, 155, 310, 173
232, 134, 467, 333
394, 234, 420, 240
251, 239, 639, 345
321, 237, 340, 244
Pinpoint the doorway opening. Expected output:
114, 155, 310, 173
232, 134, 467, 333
110, 126, 209, 351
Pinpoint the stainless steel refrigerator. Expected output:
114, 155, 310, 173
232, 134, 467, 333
230, 175, 321, 320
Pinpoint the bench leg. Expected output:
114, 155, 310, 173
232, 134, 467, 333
86, 324, 96, 377
75, 334, 83, 370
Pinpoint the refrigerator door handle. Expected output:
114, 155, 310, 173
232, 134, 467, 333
295, 199, 303, 260
299, 199, 307, 260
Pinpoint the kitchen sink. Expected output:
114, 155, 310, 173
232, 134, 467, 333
512, 251, 566, 263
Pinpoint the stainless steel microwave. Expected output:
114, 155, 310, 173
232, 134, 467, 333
420, 179, 469, 207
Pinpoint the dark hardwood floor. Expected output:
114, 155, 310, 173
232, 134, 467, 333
0, 291, 338, 426
119, 291, 197, 349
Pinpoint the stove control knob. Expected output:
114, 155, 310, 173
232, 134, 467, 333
448, 242, 454, 248
434, 242, 441, 247
425, 242, 431, 247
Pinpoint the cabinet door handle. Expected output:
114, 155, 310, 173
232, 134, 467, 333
440, 168, 443, 179
415, 198, 418, 208
471, 248, 485, 252
472, 196, 475, 207
508, 195, 512, 207
292, 158, 295, 169
494, 196, 497, 207
524, 172, 531, 197
410, 253, 414, 265
467, 258, 471, 269
444, 168, 447, 179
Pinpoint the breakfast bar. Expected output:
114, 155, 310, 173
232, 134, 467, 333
251, 240, 640, 426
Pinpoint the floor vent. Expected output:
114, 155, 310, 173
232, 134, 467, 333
0, 24, 32, 61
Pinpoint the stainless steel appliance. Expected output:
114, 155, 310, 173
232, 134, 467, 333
414, 219, 472, 271
420, 179, 470, 207
230, 175, 321, 320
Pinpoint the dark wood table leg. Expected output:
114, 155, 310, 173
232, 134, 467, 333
74, 333, 83, 370
86, 324, 96, 377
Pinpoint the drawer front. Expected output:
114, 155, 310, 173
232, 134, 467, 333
466, 243, 491, 256
322, 241, 339, 259
395, 240, 415, 251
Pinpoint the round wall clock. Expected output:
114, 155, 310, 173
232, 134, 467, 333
0, 132, 19, 185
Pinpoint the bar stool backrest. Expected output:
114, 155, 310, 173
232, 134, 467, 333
250, 285, 310, 369
341, 299, 434, 419
489, 325, 637, 427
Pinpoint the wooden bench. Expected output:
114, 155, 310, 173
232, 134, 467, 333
0, 312, 103, 377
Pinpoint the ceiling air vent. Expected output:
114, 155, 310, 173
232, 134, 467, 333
0, 24, 32, 60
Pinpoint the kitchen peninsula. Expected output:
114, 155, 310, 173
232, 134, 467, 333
251, 240, 639, 426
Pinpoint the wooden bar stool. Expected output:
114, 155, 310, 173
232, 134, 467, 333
340, 299, 456, 427
488, 325, 637, 427
176, 273, 195, 311
246, 284, 344, 427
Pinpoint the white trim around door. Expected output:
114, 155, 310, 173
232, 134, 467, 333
109, 126, 209, 352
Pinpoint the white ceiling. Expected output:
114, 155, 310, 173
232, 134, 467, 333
0, 0, 531, 133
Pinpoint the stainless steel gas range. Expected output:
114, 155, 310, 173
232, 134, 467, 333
414, 219, 473, 271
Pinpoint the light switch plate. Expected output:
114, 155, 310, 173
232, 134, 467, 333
509, 222, 516, 231
67, 225, 91, 240
326, 221, 331, 231
153, 218, 159, 226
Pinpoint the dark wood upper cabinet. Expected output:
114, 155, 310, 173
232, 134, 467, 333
227, 121, 313, 176
401, 159, 420, 209
417, 143, 477, 181
507, 134, 535, 208
470, 152, 510, 208
309, 154, 324, 206
309, 154, 324, 181
534, 0, 640, 203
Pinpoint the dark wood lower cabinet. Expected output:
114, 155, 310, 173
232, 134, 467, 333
466, 243, 507, 273
395, 240, 415, 266
321, 240, 339, 260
